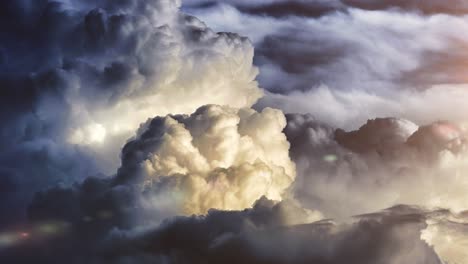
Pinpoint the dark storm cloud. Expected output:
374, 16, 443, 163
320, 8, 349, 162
3, 197, 452, 263
100, 205, 445, 264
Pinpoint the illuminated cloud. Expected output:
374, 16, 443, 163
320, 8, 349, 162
27, 104, 299, 234
0, 0, 262, 227
115, 104, 295, 214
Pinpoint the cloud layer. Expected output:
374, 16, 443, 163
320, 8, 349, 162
7, 200, 468, 263
2, 0, 468, 263
186, 1, 468, 128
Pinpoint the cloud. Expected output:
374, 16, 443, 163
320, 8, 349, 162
183, 0, 345, 18
343, 0, 468, 15
184, 0, 468, 16
14, 108, 468, 263
7, 201, 463, 263
187, 2, 468, 130
101, 205, 447, 264
3, 0, 468, 263
422, 210, 468, 263
284, 113, 468, 219
116, 104, 296, 215
256, 84, 468, 130
26, 104, 298, 229
0, 0, 262, 227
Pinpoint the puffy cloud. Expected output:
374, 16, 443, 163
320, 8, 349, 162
0, 0, 262, 227
116, 104, 295, 214
285, 114, 468, 219
27, 105, 297, 228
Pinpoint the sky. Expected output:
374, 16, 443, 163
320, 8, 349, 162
1, 0, 468, 263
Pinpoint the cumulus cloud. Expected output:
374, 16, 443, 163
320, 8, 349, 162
26, 105, 298, 230
0, 0, 262, 227
116, 104, 295, 214
285, 114, 468, 219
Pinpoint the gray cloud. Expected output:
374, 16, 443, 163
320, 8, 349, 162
285, 114, 468, 219
186, 1, 468, 129
343, 0, 468, 15
184, 0, 468, 16
6, 201, 459, 263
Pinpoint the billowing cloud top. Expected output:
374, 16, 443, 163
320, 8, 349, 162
0, 0, 263, 227
117, 104, 295, 214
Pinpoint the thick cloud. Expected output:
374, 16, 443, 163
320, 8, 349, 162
6, 201, 464, 263
3, 0, 468, 263
285, 114, 468, 219
0, 104, 304, 262
116, 104, 296, 214
0, 0, 262, 227
8, 110, 467, 263
25, 105, 299, 230
96, 205, 450, 264
186, 2, 468, 129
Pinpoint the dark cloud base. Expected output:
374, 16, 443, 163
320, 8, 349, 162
1, 200, 447, 264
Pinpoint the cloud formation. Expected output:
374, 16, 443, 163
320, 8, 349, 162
26, 105, 298, 229
186, 1, 468, 129
8, 200, 468, 263
285, 114, 468, 219
0, 0, 262, 227
117, 104, 295, 214
2, 0, 468, 263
